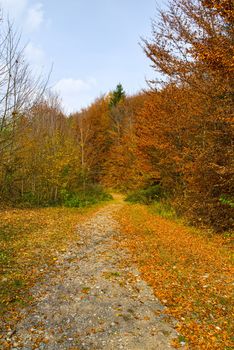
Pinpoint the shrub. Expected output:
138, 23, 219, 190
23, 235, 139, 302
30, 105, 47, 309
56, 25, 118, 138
125, 185, 164, 205
61, 185, 113, 208
150, 201, 177, 220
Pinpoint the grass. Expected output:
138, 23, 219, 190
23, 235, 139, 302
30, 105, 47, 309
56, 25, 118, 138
117, 203, 233, 350
0, 203, 107, 329
125, 185, 163, 205
149, 201, 177, 220
61, 186, 113, 208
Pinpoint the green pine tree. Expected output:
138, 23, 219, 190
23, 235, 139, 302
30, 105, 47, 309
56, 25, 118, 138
109, 83, 126, 108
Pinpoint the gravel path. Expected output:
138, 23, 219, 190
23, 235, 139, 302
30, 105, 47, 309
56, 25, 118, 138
2, 203, 178, 349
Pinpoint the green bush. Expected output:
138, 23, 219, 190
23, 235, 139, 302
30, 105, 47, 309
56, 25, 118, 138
20, 192, 51, 207
150, 201, 177, 220
219, 195, 234, 208
21, 192, 39, 206
125, 185, 163, 205
61, 185, 113, 208
9, 185, 112, 208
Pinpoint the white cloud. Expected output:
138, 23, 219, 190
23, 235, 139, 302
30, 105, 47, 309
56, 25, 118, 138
0, 1, 45, 32
53, 78, 97, 114
25, 3, 44, 32
0, 0, 28, 19
54, 78, 96, 94
24, 42, 46, 72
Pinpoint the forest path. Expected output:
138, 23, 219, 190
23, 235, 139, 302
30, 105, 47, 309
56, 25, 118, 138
5, 201, 178, 350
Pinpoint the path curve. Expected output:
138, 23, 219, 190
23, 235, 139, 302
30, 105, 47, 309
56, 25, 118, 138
3, 203, 178, 349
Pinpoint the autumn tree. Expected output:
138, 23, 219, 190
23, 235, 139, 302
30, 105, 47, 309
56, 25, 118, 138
103, 93, 146, 189
70, 96, 111, 188
0, 97, 77, 204
0, 13, 49, 202
140, 0, 233, 230
0, 16, 47, 152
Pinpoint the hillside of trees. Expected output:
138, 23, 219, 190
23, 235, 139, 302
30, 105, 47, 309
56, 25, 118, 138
0, 0, 233, 232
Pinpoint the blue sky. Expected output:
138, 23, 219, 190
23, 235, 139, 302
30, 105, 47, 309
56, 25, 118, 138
1, 0, 168, 113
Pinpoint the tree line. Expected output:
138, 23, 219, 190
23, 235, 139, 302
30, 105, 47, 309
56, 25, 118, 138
0, 0, 233, 231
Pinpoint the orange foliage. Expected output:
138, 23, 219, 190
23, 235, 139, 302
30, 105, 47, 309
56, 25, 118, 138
117, 204, 233, 349
138, 0, 234, 231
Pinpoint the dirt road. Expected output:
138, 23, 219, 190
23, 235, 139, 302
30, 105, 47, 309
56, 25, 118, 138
2, 203, 178, 349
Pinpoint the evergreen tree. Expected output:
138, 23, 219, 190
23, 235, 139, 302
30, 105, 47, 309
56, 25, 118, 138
109, 83, 126, 108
